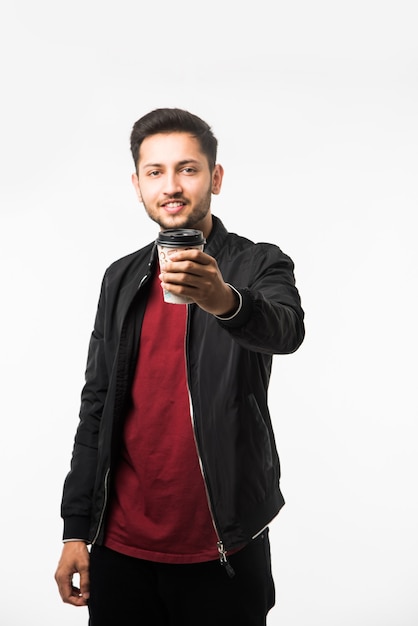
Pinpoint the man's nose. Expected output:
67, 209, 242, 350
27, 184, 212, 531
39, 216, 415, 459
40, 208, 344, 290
163, 172, 182, 195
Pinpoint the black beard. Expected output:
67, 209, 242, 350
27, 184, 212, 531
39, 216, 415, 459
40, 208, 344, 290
144, 188, 212, 231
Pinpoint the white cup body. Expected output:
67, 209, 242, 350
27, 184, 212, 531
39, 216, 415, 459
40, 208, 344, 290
157, 244, 204, 304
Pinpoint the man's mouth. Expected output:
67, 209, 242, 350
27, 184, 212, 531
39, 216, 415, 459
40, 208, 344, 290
161, 201, 186, 214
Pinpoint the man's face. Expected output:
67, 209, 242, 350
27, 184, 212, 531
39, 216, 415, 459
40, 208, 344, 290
132, 132, 223, 237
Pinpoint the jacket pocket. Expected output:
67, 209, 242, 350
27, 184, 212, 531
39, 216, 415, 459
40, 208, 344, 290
247, 393, 274, 471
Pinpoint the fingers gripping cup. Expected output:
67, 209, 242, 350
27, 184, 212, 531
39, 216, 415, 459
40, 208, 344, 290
156, 229, 206, 304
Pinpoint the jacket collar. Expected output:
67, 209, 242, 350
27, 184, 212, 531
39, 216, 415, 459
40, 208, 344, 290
205, 215, 229, 257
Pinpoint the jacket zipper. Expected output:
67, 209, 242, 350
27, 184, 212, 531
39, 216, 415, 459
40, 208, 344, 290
91, 467, 110, 545
185, 306, 235, 578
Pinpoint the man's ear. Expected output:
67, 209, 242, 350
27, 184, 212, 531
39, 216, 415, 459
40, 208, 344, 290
131, 173, 143, 202
211, 164, 224, 195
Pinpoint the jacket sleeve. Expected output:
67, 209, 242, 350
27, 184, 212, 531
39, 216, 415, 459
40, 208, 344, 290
60, 272, 109, 541
216, 243, 305, 355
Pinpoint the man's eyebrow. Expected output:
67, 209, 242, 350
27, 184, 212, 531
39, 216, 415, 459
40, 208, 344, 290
177, 159, 201, 166
141, 158, 201, 169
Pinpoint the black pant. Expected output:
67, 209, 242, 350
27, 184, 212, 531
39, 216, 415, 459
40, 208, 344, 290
88, 530, 275, 626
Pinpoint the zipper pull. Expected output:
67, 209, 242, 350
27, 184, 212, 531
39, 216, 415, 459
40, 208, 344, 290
217, 541, 235, 578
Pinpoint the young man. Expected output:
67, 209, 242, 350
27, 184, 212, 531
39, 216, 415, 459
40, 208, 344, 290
54, 108, 305, 625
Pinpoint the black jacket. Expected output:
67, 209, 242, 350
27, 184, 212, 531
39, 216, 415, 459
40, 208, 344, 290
61, 216, 305, 555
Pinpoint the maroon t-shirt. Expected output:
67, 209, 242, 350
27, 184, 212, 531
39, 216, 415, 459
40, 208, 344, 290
105, 270, 219, 563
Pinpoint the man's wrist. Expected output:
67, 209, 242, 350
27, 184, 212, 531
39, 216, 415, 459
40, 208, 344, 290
214, 284, 242, 320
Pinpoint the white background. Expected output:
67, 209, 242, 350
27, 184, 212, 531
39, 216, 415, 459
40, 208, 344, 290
1, 1, 417, 624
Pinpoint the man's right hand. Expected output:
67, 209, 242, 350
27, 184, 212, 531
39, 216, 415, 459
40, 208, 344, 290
54, 541, 90, 606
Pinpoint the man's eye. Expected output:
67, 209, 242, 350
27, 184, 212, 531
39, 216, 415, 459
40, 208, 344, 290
182, 167, 196, 174
149, 170, 160, 177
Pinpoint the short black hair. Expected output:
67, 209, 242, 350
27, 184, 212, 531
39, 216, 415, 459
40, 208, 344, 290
130, 108, 218, 172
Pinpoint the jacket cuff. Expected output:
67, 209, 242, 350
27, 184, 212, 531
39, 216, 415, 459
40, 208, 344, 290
215, 287, 253, 329
63, 516, 91, 543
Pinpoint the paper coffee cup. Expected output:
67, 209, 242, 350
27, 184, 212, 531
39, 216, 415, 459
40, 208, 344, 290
156, 229, 206, 304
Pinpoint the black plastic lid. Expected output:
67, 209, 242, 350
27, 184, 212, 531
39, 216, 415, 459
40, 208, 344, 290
156, 229, 206, 247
